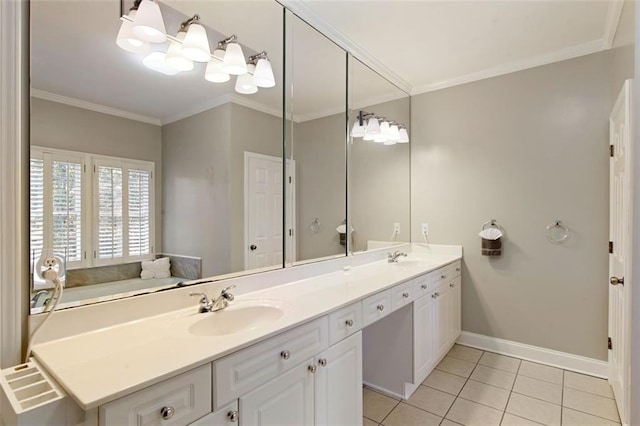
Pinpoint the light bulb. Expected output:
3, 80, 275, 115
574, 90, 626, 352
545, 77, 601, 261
222, 43, 248, 75
398, 128, 410, 143
182, 23, 211, 62
365, 117, 380, 135
205, 50, 230, 83
143, 51, 181, 75
252, 58, 275, 88
132, 0, 167, 43
351, 121, 365, 138
165, 31, 193, 71
235, 64, 258, 94
116, 10, 150, 53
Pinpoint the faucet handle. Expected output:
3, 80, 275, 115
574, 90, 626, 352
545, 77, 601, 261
189, 292, 210, 304
221, 285, 236, 301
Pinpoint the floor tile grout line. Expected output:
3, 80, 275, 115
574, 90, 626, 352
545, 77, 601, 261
560, 406, 623, 424
377, 399, 401, 425
503, 413, 547, 426
509, 390, 563, 407
562, 384, 616, 400
440, 348, 485, 423
499, 357, 522, 425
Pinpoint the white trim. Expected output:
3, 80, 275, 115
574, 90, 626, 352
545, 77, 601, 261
277, 0, 412, 95
603, 1, 625, 48
457, 331, 609, 378
411, 39, 611, 95
161, 94, 233, 125
0, 0, 27, 367
30, 89, 162, 126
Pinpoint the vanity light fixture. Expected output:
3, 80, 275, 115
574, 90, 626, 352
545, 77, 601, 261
351, 110, 409, 145
132, 0, 167, 43
117, 1, 276, 95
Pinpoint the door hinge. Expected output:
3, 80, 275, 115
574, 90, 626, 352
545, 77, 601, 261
608, 337, 613, 350
288, 176, 292, 184
610, 145, 614, 157
609, 241, 614, 254
289, 229, 293, 236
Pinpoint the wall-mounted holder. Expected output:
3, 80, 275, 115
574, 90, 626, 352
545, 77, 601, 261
0, 359, 78, 425
479, 219, 503, 256
546, 220, 569, 244
310, 218, 320, 233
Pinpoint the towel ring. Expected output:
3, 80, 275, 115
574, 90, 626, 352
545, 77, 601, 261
546, 220, 569, 244
481, 219, 503, 232
310, 218, 321, 233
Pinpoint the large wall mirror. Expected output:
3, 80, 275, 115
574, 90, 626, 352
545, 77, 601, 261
29, 0, 285, 312
284, 11, 347, 265
348, 57, 411, 253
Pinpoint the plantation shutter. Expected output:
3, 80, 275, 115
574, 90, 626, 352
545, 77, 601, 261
29, 157, 45, 265
96, 164, 124, 260
127, 168, 151, 256
51, 159, 83, 263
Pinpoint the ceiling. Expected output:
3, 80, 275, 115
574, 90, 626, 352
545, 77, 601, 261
31, 0, 632, 126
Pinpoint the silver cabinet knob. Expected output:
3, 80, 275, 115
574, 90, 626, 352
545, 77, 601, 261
435, 292, 440, 297
450, 283, 455, 288
160, 406, 175, 420
308, 365, 317, 373
227, 411, 239, 423
377, 304, 385, 312
432, 294, 437, 299
441, 274, 447, 279
318, 358, 327, 367
345, 319, 354, 327
421, 284, 427, 290
610, 276, 624, 286
280, 350, 291, 360
456, 267, 461, 272
402, 292, 409, 298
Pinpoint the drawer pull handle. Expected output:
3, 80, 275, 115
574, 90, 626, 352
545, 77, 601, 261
456, 267, 461, 272
308, 365, 317, 373
345, 319, 354, 327
227, 411, 239, 423
377, 304, 385, 312
421, 284, 427, 290
160, 406, 175, 420
402, 292, 409, 298
280, 350, 291, 360
450, 283, 455, 288
432, 294, 437, 299
441, 275, 447, 279
319, 358, 328, 367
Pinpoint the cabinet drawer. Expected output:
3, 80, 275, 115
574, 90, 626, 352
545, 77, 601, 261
213, 317, 328, 409
328, 302, 362, 346
189, 401, 238, 425
391, 280, 415, 311
362, 290, 392, 327
413, 274, 431, 298
100, 364, 211, 426
451, 260, 462, 278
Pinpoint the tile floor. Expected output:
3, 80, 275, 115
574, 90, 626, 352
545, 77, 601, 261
363, 344, 621, 426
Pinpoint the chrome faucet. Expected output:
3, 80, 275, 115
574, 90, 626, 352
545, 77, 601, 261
190, 285, 236, 313
387, 250, 408, 263
30, 290, 50, 308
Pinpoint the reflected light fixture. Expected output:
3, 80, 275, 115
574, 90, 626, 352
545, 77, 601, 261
116, 8, 150, 53
251, 53, 276, 88
165, 30, 194, 71
132, 0, 167, 43
235, 63, 258, 94
143, 51, 181, 75
365, 116, 381, 135
181, 15, 211, 62
351, 110, 409, 145
205, 49, 230, 83
398, 126, 410, 143
221, 36, 248, 75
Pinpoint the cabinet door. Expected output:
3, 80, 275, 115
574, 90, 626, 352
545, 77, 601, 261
449, 277, 462, 346
189, 401, 238, 425
435, 284, 453, 359
414, 295, 437, 383
239, 360, 315, 426
315, 332, 362, 426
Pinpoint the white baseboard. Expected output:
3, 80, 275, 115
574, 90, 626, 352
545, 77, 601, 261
457, 331, 608, 378
363, 381, 405, 401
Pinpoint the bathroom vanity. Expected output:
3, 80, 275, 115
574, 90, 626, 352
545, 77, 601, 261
18, 245, 462, 425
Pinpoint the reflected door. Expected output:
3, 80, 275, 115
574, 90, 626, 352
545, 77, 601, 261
245, 152, 285, 269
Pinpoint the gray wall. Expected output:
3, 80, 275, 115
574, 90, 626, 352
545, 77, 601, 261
411, 50, 632, 360
30, 97, 163, 250
294, 113, 346, 261
161, 104, 232, 277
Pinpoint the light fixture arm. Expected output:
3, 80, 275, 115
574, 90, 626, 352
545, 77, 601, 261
248, 51, 269, 64
358, 110, 375, 126
180, 14, 201, 31
217, 34, 238, 48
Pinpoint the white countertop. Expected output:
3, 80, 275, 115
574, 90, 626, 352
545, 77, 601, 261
32, 248, 461, 410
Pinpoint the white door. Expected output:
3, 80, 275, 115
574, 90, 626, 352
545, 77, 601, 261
239, 360, 315, 426
315, 332, 362, 426
414, 294, 437, 383
608, 79, 633, 424
244, 153, 294, 269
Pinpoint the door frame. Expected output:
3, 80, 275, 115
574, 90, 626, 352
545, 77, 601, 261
243, 152, 296, 269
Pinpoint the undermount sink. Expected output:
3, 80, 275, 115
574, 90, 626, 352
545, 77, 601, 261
188, 301, 285, 337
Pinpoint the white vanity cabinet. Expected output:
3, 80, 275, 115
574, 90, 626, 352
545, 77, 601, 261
413, 293, 437, 382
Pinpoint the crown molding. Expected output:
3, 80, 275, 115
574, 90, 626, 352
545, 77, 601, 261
161, 94, 233, 125
30, 89, 162, 126
603, 0, 625, 47
295, 90, 408, 123
411, 38, 611, 96
228, 94, 284, 120
277, 0, 412, 95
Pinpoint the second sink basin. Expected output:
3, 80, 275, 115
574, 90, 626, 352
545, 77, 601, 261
188, 300, 285, 337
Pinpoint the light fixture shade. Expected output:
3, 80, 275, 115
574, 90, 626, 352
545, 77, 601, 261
379, 120, 391, 135
117, 10, 150, 53
351, 121, 365, 138
132, 0, 167, 43
389, 125, 400, 141
182, 23, 211, 62
143, 51, 181, 75
252, 58, 275, 88
365, 117, 380, 135
363, 133, 376, 141
398, 128, 410, 143
383, 140, 397, 146
165, 32, 194, 71
373, 133, 387, 143
222, 43, 248, 75
235, 64, 258, 94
